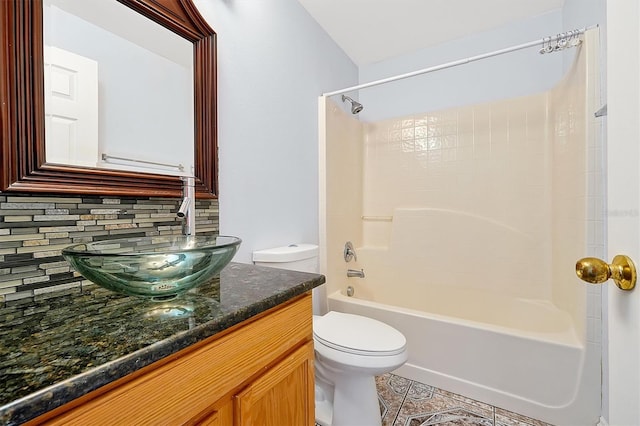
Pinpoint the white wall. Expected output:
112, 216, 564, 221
193, 0, 358, 263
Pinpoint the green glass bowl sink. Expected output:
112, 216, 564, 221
62, 236, 241, 301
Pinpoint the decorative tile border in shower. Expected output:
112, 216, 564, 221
376, 373, 553, 426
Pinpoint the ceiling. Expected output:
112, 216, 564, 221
296, 0, 565, 66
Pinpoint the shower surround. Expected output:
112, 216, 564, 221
319, 30, 602, 425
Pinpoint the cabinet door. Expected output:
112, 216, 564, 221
234, 341, 315, 426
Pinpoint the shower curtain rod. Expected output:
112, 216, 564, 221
323, 25, 597, 97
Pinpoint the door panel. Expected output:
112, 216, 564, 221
44, 46, 99, 167
235, 342, 314, 426
606, 1, 640, 424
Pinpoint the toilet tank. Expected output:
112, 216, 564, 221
252, 244, 319, 273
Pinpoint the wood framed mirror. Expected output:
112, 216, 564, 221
0, 0, 217, 198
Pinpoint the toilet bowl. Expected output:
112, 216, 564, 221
252, 244, 408, 426
313, 311, 408, 426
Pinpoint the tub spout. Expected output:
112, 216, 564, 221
347, 268, 365, 278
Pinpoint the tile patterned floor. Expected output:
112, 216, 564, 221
376, 373, 553, 426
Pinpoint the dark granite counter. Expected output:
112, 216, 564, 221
0, 262, 325, 425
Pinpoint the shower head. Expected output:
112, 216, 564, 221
341, 95, 364, 114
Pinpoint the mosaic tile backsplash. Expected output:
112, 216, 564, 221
0, 193, 219, 304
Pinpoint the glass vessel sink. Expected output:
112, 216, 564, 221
63, 236, 241, 300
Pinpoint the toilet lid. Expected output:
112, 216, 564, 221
313, 311, 407, 356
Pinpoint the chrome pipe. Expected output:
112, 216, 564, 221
179, 177, 196, 236
177, 198, 190, 218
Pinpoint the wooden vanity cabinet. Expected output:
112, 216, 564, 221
30, 293, 315, 426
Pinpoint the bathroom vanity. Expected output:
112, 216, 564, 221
0, 263, 324, 425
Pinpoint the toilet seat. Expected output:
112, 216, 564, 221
313, 311, 406, 356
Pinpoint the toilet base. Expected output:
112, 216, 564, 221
315, 383, 332, 426
315, 399, 332, 426
315, 374, 382, 426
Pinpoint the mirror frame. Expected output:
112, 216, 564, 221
0, 0, 217, 198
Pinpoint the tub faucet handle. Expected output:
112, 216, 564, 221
344, 241, 357, 262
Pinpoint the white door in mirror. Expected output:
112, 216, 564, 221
44, 46, 99, 168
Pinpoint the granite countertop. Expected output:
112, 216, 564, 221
0, 262, 325, 425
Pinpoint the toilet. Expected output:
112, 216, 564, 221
253, 244, 408, 426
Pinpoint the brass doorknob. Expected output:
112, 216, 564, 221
575, 255, 637, 291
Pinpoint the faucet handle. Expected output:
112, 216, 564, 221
344, 241, 357, 262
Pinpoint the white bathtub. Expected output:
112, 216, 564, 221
327, 284, 600, 425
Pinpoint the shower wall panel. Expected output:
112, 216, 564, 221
550, 30, 602, 341
359, 35, 599, 315
323, 99, 364, 295
361, 94, 553, 300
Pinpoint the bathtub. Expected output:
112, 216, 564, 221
327, 283, 599, 425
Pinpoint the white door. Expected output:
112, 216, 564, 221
43, 46, 99, 168
606, 1, 640, 424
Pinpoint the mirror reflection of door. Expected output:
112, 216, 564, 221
44, 46, 99, 168
42, 0, 194, 176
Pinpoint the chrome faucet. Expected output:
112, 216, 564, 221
347, 268, 365, 278
177, 176, 195, 236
